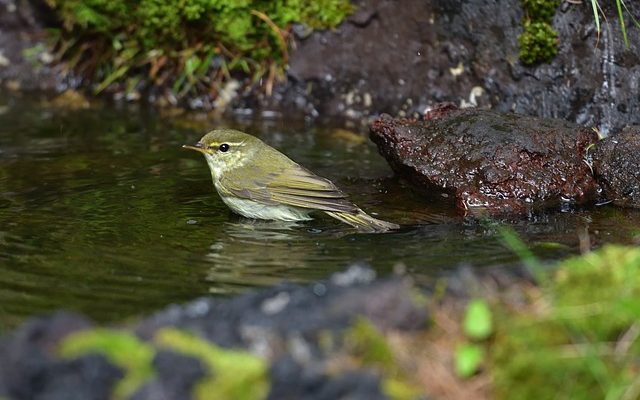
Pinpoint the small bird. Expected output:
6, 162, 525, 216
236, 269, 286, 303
183, 129, 399, 233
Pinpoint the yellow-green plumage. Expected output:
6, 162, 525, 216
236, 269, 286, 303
184, 129, 399, 233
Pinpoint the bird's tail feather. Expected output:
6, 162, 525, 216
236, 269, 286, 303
325, 209, 399, 233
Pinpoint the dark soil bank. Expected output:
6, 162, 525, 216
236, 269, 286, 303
2, 1, 639, 134
0, 266, 427, 400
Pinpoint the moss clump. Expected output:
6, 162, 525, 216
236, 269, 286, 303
519, 0, 559, 65
518, 21, 558, 65
155, 328, 269, 400
522, 0, 560, 22
59, 329, 155, 399
491, 245, 640, 399
45, 0, 352, 97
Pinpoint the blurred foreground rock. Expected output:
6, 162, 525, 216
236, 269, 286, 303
0, 266, 428, 400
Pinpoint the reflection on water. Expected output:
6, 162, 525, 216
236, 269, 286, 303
1, 93, 640, 329
204, 220, 312, 292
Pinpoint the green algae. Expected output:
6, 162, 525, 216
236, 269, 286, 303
154, 328, 269, 400
59, 329, 155, 399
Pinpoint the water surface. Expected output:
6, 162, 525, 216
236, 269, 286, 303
1, 93, 639, 328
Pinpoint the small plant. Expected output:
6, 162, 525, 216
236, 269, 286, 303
590, 0, 640, 48
455, 299, 493, 378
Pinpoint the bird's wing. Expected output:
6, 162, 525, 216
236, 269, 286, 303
220, 164, 358, 213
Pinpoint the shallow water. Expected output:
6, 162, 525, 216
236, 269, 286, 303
1, 93, 639, 328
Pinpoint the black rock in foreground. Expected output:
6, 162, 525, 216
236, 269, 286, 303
0, 266, 428, 400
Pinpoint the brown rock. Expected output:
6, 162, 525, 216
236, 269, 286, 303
369, 104, 600, 215
592, 127, 640, 208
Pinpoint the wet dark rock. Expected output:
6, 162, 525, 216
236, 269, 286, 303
268, 357, 387, 400
131, 350, 206, 400
369, 104, 600, 215
592, 126, 640, 208
0, 267, 427, 399
32, 354, 123, 400
279, 0, 640, 132
0, 311, 96, 399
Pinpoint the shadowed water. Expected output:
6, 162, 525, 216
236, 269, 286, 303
1, 94, 639, 328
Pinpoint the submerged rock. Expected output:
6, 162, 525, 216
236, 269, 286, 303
592, 127, 640, 208
369, 104, 600, 215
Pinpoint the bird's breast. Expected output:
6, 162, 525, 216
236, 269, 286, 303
219, 195, 312, 221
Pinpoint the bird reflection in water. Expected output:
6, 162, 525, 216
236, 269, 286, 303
203, 219, 352, 293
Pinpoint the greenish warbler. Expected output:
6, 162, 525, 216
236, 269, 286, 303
183, 129, 399, 233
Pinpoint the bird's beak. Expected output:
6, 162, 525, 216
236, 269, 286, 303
182, 142, 207, 154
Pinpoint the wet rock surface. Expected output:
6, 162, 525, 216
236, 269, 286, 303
592, 127, 640, 208
0, 266, 427, 400
369, 104, 600, 215
273, 0, 640, 133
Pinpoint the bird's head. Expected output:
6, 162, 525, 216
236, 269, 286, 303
183, 129, 264, 181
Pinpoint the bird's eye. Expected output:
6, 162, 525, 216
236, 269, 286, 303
219, 143, 230, 152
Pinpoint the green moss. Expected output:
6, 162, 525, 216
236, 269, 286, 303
519, 0, 559, 65
521, 0, 560, 22
491, 245, 640, 400
518, 21, 558, 65
59, 329, 155, 399
45, 0, 353, 96
154, 328, 269, 400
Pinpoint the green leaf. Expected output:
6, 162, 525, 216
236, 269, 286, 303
455, 343, 484, 378
463, 299, 493, 340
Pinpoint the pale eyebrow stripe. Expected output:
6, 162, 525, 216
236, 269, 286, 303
210, 141, 246, 146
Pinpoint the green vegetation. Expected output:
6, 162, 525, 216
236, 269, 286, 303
590, 0, 640, 48
155, 328, 269, 400
455, 299, 493, 378
490, 245, 640, 399
59, 329, 155, 399
45, 0, 352, 97
518, 0, 560, 65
